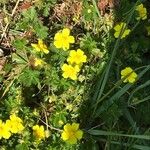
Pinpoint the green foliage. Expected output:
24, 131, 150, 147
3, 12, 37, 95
0, 0, 150, 149
19, 68, 40, 87
16, 7, 48, 39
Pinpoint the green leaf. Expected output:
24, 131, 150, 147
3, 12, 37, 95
13, 39, 28, 51
94, 65, 150, 118
22, 7, 37, 21
99, 139, 150, 150
15, 143, 29, 150
128, 80, 150, 104
34, 23, 48, 39
88, 130, 150, 140
131, 95, 150, 106
19, 68, 40, 87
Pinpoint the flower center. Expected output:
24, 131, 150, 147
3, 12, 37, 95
67, 68, 76, 76
69, 131, 75, 138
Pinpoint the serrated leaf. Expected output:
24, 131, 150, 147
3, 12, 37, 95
19, 68, 40, 87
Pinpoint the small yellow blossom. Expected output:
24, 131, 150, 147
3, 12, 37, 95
31, 39, 49, 54
67, 49, 87, 65
45, 130, 51, 138
54, 28, 75, 50
32, 125, 45, 140
0, 120, 11, 139
61, 64, 80, 80
34, 58, 45, 67
136, 4, 147, 20
121, 67, 137, 83
59, 120, 64, 126
61, 123, 83, 144
114, 22, 131, 39
6, 114, 24, 134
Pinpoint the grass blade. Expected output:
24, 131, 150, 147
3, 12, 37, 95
87, 130, 150, 140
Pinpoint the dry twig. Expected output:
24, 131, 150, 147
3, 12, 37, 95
0, 0, 21, 43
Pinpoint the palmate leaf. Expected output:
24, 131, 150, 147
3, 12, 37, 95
22, 7, 37, 21
34, 22, 48, 39
19, 68, 40, 87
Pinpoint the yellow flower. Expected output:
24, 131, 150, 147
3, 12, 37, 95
31, 39, 49, 54
136, 4, 147, 20
34, 58, 45, 67
6, 114, 24, 134
0, 120, 11, 139
61, 64, 80, 80
61, 123, 83, 144
59, 120, 64, 126
67, 49, 87, 65
54, 28, 75, 50
114, 22, 131, 39
32, 125, 45, 140
121, 67, 137, 83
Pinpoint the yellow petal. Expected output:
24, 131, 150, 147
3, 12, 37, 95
54, 32, 62, 40
68, 137, 77, 144
69, 50, 76, 57
61, 131, 69, 141
62, 41, 69, 50
74, 65, 80, 72
32, 125, 39, 130
18, 124, 24, 131
68, 36, 75, 43
114, 32, 120, 38
54, 40, 63, 49
62, 28, 70, 36
39, 126, 44, 132
114, 25, 121, 31
77, 49, 84, 55
62, 72, 69, 78
64, 123, 72, 132
120, 22, 126, 28
38, 39, 44, 46
70, 74, 77, 80
75, 130, 83, 140
121, 67, 132, 76
43, 48, 49, 54
128, 77, 136, 83
122, 29, 130, 38
3, 130, 11, 139
67, 57, 71, 64
130, 72, 137, 78
82, 55, 87, 63
31, 44, 41, 51
61, 64, 68, 71
71, 123, 79, 131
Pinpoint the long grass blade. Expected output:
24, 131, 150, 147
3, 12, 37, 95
88, 130, 150, 140
94, 65, 150, 118
98, 139, 150, 150
128, 80, 150, 103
